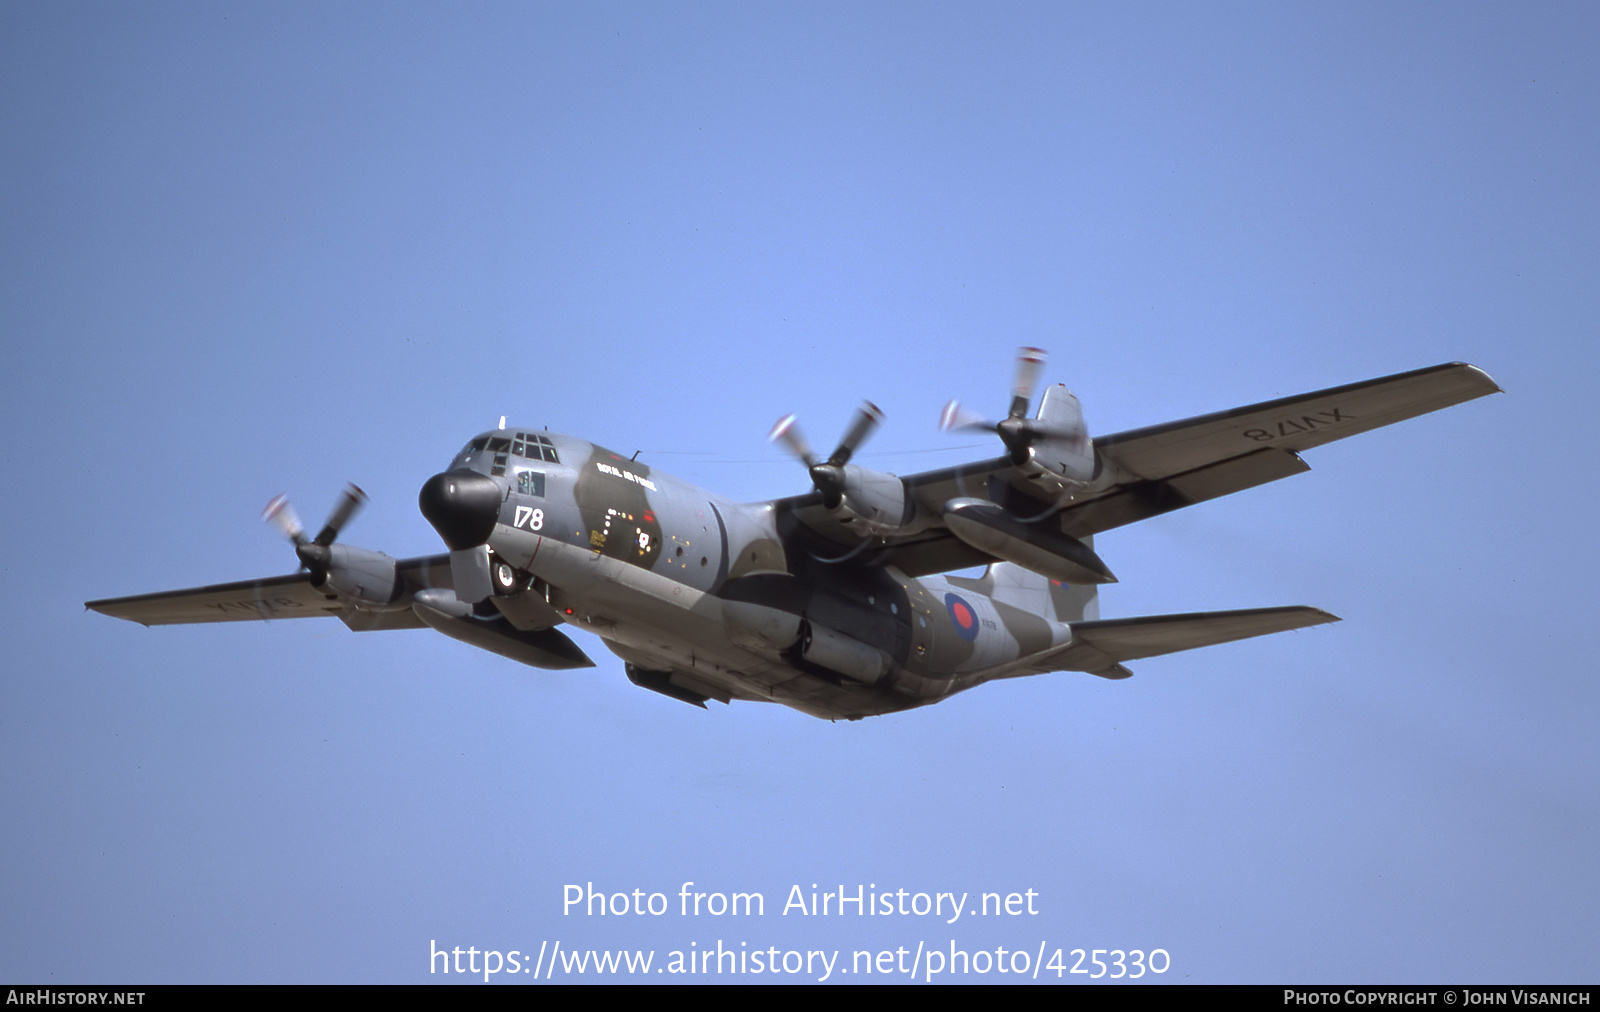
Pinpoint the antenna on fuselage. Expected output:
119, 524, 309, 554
499, 415, 506, 430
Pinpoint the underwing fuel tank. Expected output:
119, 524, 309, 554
941, 497, 1117, 585
411, 589, 594, 670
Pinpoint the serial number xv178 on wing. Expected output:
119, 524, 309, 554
88, 351, 1499, 721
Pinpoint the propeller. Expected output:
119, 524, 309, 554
939, 346, 1081, 460
769, 401, 884, 508
263, 483, 368, 578
1008, 345, 1047, 420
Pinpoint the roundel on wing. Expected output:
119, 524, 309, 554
944, 592, 980, 642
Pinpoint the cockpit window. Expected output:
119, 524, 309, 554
508, 432, 560, 464
534, 434, 560, 463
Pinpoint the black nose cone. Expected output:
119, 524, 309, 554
419, 469, 502, 550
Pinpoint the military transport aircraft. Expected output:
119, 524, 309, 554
87, 353, 1498, 720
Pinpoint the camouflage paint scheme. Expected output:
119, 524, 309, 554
88, 360, 1499, 721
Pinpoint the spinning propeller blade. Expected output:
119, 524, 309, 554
313, 484, 367, 546
262, 495, 305, 546
829, 401, 883, 466
1009, 346, 1046, 419
768, 414, 819, 468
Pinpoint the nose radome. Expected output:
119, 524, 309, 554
418, 469, 502, 550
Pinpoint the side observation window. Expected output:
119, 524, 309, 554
517, 471, 546, 497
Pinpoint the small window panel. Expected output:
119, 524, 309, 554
516, 471, 546, 497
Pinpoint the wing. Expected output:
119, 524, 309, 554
776, 362, 1499, 576
87, 552, 595, 668
85, 555, 453, 631
88, 571, 347, 625
1065, 361, 1500, 538
1027, 606, 1340, 679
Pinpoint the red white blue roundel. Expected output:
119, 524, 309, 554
944, 592, 980, 642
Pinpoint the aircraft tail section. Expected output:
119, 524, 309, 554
1047, 572, 1100, 623
983, 556, 1100, 623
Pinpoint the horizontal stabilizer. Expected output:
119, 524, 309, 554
1042, 606, 1339, 677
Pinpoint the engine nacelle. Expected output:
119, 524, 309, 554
316, 544, 408, 609
1013, 385, 1097, 495
826, 464, 911, 536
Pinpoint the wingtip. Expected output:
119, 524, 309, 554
1300, 607, 1341, 625
1451, 362, 1504, 395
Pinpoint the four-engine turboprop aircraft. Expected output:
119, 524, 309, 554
87, 353, 1499, 720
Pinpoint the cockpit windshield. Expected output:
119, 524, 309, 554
452, 431, 562, 470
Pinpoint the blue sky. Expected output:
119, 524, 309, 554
2, 2, 1594, 983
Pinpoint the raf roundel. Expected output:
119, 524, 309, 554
944, 592, 980, 642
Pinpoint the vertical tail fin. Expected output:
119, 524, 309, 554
984, 542, 1101, 623
1047, 572, 1100, 623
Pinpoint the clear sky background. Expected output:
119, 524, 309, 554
2, 2, 1594, 984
